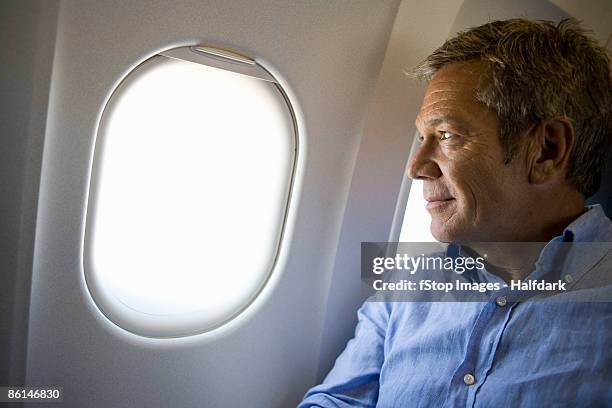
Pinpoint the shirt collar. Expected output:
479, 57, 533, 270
549, 204, 612, 287
561, 204, 612, 242
450, 205, 612, 284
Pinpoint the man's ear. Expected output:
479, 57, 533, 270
526, 118, 574, 184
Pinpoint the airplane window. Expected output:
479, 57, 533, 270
399, 180, 436, 242
84, 46, 297, 338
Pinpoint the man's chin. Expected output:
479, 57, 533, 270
430, 226, 455, 243
430, 221, 465, 243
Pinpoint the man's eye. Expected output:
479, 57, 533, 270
439, 131, 455, 140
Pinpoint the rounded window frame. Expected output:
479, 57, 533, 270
83, 45, 300, 338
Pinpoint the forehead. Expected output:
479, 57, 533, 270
415, 62, 495, 129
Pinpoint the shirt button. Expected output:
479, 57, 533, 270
495, 296, 507, 307
463, 373, 476, 385
564, 274, 574, 284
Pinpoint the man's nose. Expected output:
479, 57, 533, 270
407, 139, 442, 180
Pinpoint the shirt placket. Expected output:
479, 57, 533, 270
443, 292, 516, 408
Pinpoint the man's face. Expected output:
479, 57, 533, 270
409, 62, 529, 242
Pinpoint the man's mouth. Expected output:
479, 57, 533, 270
425, 197, 455, 210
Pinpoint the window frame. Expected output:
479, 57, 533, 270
83, 45, 300, 338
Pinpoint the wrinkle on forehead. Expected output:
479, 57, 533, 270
415, 105, 487, 132
424, 62, 484, 101
416, 63, 498, 132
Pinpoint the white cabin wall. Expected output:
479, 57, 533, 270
24, 1, 400, 407
0, 0, 60, 390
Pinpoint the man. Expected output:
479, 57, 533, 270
299, 19, 612, 407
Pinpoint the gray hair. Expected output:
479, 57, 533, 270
412, 18, 612, 197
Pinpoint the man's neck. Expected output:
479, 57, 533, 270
465, 242, 547, 282
464, 205, 587, 283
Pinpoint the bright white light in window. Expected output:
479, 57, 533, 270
399, 179, 436, 242
85, 50, 296, 337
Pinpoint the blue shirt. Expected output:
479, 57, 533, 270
299, 205, 612, 407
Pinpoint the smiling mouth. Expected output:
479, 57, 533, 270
425, 198, 455, 210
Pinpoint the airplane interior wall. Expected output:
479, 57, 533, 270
7, 1, 401, 407
0, 0, 60, 391
1, 0, 611, 407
